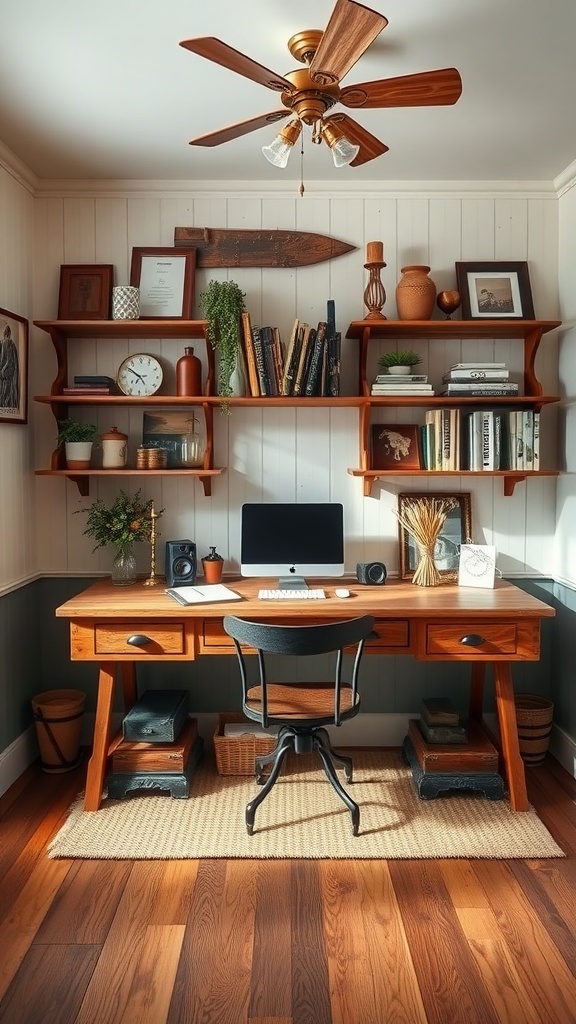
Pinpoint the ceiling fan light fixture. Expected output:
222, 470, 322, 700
262, 119, 302, 168
321, 121, 360, 167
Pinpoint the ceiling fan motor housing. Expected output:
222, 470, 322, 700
281, 69, 340, 124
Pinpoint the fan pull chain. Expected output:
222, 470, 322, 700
299, 127, 305, 197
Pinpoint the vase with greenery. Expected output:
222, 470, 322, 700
199, 279, 247, 400
76, 488, 163, 585
57, 419, 100, 469
378, 349, 422, 374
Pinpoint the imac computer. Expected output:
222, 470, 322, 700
240, 502, 345, 589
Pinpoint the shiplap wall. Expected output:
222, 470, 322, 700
30, 186, 560, 580
0, 161, 35, 594
556, 182, 576, 587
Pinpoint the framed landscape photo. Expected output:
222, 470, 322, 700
130, 247, 196, 319
371, 423, 421, 470
0, 306, 28, 423
57, 264, 114, 320
398, 491, 472, 582
455, 261, 534, 320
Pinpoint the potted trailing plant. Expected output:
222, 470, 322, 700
199, 279, 246, 400
378, 349, 422, 375
57, 418, 99, 469
76, 488, 163, 585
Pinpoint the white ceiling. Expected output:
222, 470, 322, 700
1, 0, 575, 185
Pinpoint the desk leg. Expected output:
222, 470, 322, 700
493, 661, 529, 812
84, 662, 115, 812
121, 661, 138, 710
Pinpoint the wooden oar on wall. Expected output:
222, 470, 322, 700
173, 226, 357, 268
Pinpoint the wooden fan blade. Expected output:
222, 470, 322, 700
189, 111, 290, 148
341, 68, 463, 108
328, 113, 389, 166
309, 0, 387, 85
180, 37, 292, 92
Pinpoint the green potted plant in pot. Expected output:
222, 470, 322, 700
378, 349, 422, 375
199, 279, 247, 401
57, 418, 99, 469
76, 488, 163, 585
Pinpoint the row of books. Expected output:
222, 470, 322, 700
420, 408, 540, 471
240, 312, 341, 397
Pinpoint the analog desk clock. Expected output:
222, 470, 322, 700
117, 353, 163, 397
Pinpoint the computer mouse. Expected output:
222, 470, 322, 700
335, 588, 351, 599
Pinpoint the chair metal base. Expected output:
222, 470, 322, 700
246, 725, 359, 836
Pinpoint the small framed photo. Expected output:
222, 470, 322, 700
398, 491, 472, 582
130, 247, 196, 319
57, 264, 114, 320
371, 423, 421, 470
455, 261, 534, 320
0, 307, 28, 423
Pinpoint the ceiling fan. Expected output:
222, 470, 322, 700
180, 0, 462, 169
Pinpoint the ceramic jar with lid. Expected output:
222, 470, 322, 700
101, 426, 128, 468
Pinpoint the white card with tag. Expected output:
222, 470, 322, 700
458, 545, 497, 588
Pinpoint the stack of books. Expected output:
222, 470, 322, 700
440, 362, 519, 397
63, 375, 119, 395
464, 408, 539, 470
240, 303, 341, 398
418, 697, 467, 744
371, 373, 434, 397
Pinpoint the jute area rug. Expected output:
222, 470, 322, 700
49, 750, 564, 861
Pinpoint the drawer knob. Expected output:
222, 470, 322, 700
127, 634, 153, 647
459, 633, 486, 647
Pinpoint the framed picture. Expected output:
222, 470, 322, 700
130, 247, 196, 319
0, 307, 28, 424
57, 264, 114, 320
398, 492, 472, 582
455, 261, 534, 320
142, 408, 200, 468
371, 423, 421, 470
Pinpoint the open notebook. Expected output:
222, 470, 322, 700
165, 584, 242, 605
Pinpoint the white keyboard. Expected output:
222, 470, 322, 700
258, 588, 326, 600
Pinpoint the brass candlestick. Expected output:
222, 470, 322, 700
363, 261, 387, 320
143, 504, 161, 586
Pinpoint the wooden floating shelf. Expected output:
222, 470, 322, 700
348, 468, 560, 498
35, 467, 224, 498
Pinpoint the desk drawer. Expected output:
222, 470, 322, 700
95, 622, 186, 655
368, 620, 410, 651
424, 620, 540, 659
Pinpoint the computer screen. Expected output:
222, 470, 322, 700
241, 502, 345, 587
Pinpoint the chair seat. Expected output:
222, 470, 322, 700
246, 682, 358, 721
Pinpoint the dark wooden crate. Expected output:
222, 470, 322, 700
122, 688, 189, 743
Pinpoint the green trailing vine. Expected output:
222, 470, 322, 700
199, 280, 246, 400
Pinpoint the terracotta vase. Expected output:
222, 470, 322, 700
396, 265, 436, 321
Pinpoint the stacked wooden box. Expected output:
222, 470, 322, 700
402, 697, 504, 800
107, 689, 203, 799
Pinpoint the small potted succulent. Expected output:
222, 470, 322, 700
57, 419, 99, 469
378, 349, 422, 375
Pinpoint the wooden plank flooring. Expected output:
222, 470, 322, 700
2, 753, 576, 1024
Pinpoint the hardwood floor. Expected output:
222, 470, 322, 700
2, 753, 576, 1024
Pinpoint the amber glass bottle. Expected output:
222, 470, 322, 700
176, 347, 202, 396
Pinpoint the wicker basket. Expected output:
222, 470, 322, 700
514, 693, 554, 767
214, 713, 276, 775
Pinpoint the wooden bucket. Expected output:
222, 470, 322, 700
32, 689, 86, 772
514, 694, 554, 767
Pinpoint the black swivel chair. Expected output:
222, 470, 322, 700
222, 614, 375, 836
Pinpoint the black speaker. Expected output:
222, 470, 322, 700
356, 561, 387, 585
165, 540, 197, 587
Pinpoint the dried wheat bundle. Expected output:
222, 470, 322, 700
393, 496, 458, 586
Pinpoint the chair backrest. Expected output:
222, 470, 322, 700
222, 615, 375, 727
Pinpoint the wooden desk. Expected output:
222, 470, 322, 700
55, 577, 555, 813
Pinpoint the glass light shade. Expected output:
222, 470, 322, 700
330, 135, 360, 167
261, 136, 293, 168
261, 120, 301, 168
